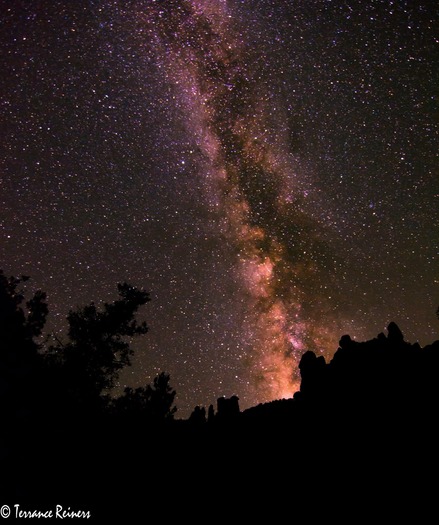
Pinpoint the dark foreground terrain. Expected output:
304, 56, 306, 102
3, 323, 439, 522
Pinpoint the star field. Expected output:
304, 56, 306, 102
1, 0, 437, 417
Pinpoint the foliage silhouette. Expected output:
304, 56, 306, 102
47, 282, 150, 413
112, 371, 177, 422
0, 270, 48, 357
0, 270, 48, 419
1, 269, 439, 521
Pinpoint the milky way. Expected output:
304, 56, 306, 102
1, 0, 437, 417
141, 0, 345, 398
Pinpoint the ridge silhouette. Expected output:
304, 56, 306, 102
1, 270, 437, 521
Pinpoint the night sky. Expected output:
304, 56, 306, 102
1, 0, 437, 418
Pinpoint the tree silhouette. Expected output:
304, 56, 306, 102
0, 270, 48, 357
146, 371, 177, 421
0, 270, 48, 419
1, 265, 438, 520
49, 282, 150, 413
113, 371, 177, 422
